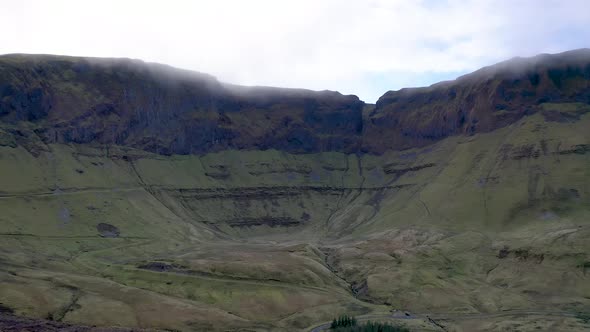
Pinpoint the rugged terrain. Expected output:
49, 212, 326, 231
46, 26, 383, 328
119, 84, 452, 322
0, 50, 589, 331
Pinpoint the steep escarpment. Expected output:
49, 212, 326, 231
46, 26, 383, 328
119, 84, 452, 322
364, 49, 590, 152
0, 55, 363, 154
2, 49, 590, 157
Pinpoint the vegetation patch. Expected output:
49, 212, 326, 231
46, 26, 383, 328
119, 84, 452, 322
497, 246, 544, 263
137, 261, 186, 272
556, 144, 590, 155
330, 315, 409, 332
577, 312, 590, 324
0, 303, 14, 314
223, 216, 303, 227
382, 163, 436, 175
540, 102, 590, 122
96, 223, 120, 238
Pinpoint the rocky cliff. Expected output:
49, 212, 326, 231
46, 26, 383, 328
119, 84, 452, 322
0, 55, 363, 154
1, 49, 590, 155
364, 49, 590, 152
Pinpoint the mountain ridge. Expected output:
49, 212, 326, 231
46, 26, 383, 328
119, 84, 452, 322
1, 49, 590, 156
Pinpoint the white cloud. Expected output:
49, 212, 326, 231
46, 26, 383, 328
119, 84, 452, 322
1, 0, 589, 102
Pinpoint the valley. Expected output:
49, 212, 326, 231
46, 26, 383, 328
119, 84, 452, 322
0, 51, 590, 331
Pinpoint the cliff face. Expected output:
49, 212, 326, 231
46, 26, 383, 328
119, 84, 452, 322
363, 49, 590, 153
1, 49, 590, 155
0, 55, 363, 154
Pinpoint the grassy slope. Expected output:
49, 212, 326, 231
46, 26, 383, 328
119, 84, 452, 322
0, 106, 589, 331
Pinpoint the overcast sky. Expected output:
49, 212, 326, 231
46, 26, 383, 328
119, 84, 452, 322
1, 0, 589, 102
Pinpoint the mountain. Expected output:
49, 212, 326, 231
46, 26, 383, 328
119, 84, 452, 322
0, 50, 589, 332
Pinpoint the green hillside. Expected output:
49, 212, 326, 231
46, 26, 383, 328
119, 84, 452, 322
0, 105, 589, 331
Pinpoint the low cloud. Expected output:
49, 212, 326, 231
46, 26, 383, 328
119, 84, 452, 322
1, 0, 589, 102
